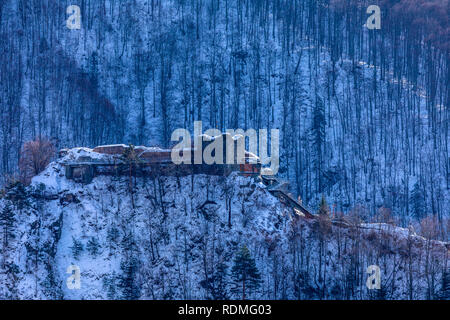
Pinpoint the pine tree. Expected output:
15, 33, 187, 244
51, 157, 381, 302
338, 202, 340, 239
88, 51, 99, 89
200, 262, 229, 300
122, 145, 142, 170
87, 237, 101, 257
107, 226, 120, 242
70, 237, 84, 260
440, 270, 450, 300
6, 181, 29, 209
231, 246, 261, 299
119, 257, 141, 300
0, 203, 16, 248
317, 194, 330, 217
121, 145, 142, 204
5, 263, 20, 298
107, 225, 120, 252
103, 272, 118, 299
410, 183, 425, 220
311, 95, 326, 193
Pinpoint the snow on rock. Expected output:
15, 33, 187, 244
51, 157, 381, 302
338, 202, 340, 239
0, 158, 448, 300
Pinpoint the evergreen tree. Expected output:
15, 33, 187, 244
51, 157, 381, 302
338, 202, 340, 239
121, 145, 142, 202
122, 145, 142, 170
200, 262, 229, 300
311, 95, 326, 193
103, 272, 118, 299
6, 181, 29, 209
87, 237, 101, 257
231, 246, 261, 299
317, 194, 330, 217
70, 237, 84, 260
440, 270, 450, 300
0, 203, 16, 248
107, 225, 120, 251
410, 183, 425, 220
5, 263, 20, 298
88, 51, 99, 89
119, 257, 141, 300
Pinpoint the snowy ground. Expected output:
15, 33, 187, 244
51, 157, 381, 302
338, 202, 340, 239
0, 149, 447, 299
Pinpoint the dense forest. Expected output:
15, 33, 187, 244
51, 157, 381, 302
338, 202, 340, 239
0, 163, 448, 299
0, 0, 448, 233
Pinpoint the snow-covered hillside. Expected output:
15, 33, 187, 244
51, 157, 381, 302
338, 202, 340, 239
0, 149, 447, 299
0, 0, 447, 225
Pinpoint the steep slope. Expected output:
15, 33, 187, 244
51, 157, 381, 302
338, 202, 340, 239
0, 148, 447, 299
0, 0, 447, 222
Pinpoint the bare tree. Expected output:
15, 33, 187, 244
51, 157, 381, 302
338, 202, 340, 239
18, 138, 55, 185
